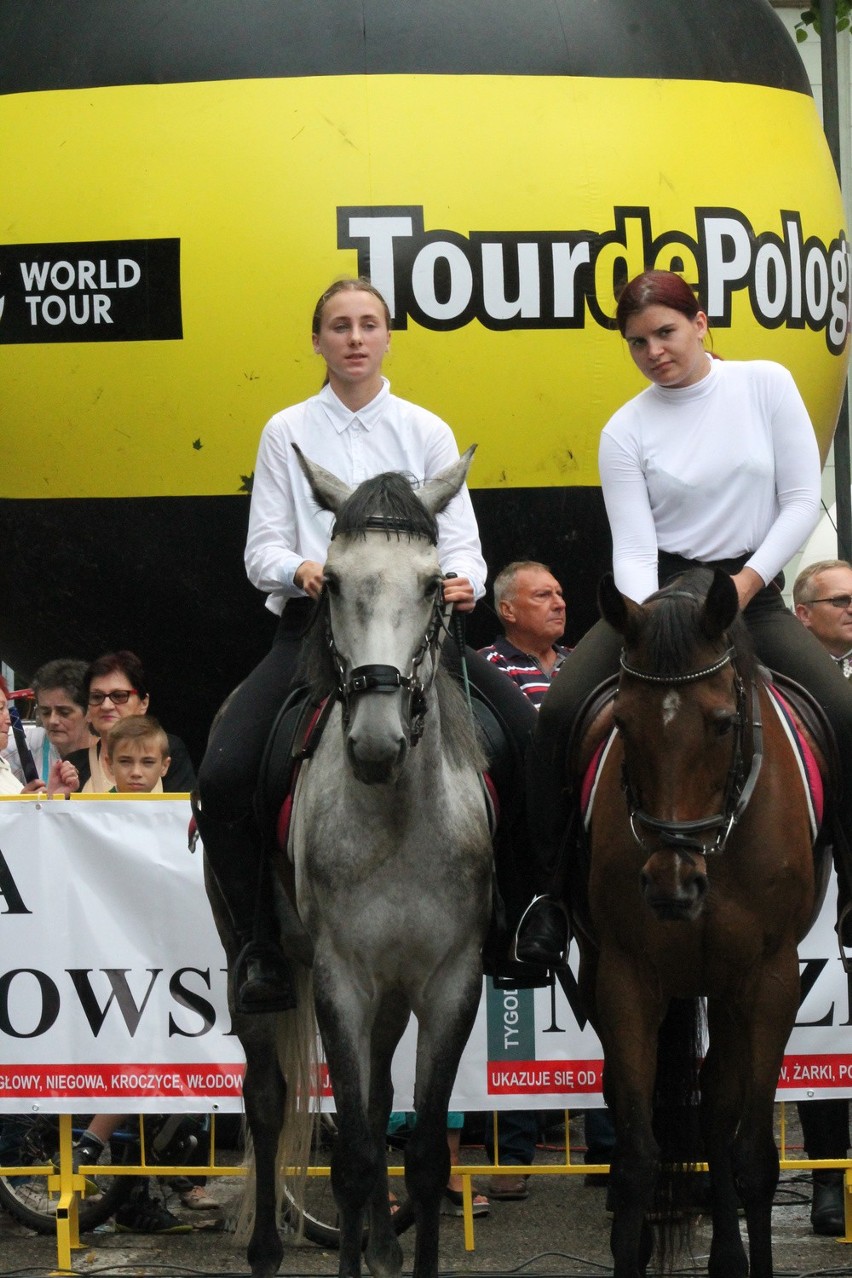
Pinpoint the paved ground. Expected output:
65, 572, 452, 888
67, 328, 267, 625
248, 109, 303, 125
2, 1113, 852, 1277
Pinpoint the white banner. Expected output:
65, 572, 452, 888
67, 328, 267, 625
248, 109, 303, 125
0, 797, 850, 1114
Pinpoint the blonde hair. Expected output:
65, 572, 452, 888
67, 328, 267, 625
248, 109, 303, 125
104, 714, 169, 761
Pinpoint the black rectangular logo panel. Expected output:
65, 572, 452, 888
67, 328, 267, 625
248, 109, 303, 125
0, 239, 182, 343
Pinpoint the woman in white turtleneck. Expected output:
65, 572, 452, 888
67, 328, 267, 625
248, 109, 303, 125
516, 268, 852, 969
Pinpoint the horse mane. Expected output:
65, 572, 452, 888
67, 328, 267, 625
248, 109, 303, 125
643, 568, 756, 684
332, 471, 439, 544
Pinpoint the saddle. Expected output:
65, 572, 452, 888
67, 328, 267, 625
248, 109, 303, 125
255, 685, 331, 870
253, 680, 518, 968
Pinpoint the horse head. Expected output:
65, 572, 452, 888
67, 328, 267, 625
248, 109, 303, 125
293, 443, 475, 784
598, 568, 746, 922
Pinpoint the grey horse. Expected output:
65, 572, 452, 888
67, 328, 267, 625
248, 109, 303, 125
207, 447, 493, 1278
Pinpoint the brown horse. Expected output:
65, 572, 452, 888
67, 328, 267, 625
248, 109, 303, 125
570, 568, 830, 1278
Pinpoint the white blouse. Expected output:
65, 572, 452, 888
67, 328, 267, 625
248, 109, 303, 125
245, 379, 487, 615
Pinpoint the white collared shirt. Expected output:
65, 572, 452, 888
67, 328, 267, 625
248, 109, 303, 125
245, 379, 487, 614
833, 649, 852, 681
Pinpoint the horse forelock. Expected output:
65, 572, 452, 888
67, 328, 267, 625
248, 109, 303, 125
332, 471, 438, 545
640, 569, 755, 682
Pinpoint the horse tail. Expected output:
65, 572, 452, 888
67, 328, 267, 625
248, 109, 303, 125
274, 964, 318, 1233
652, 996, 705, 1273
234, 963, 317, 1244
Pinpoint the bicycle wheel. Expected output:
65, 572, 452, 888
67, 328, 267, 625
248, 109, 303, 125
0, 1114, 134, 1234
280, 1113, 412, 1248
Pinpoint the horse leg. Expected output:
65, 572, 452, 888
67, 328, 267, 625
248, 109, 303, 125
362, 992, 412, 1278
314, 971, 392, 1278
700, 1003, 749, 1278
730, 952, 801, 1278
241, 1022, 287, 1278
405, 965, 484, 1278
596, 959, 662, 1278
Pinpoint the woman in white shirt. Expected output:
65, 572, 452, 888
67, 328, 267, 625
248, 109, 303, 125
517, 268, 852, 967
197, 277, 534, 1011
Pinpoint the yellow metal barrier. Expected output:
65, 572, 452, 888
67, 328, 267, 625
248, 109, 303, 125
2, 1106, 852, 1272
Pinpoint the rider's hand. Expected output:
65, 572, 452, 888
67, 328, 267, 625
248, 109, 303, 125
442, 575, 475, 613
294, 560, 325, 600
730, 567, 764, 611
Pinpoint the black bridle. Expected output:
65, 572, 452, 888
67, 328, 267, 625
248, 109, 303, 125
618, 645, 764, 857
324, 517, 448, 746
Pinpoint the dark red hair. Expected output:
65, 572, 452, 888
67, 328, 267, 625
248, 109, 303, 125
615, 270, 702, 336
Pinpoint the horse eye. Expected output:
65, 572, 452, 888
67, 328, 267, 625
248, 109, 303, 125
425, 578, 440, 598
712, 714, 736, 738
324, 575, 340, 597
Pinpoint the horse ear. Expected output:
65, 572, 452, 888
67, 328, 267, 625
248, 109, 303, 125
292, 443, 353, 513
700, 568, 740, 639
598, 572, 644, 643
418, 445, 477, 516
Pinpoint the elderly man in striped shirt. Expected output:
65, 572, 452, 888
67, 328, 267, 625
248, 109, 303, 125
477, 561, 573, 1201
479, 561, 569, 705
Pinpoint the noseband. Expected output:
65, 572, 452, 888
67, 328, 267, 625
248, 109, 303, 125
324, 516, 446, 746
619, 645, 764, 857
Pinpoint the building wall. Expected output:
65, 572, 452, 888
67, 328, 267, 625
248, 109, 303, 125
773, 2, 852, 579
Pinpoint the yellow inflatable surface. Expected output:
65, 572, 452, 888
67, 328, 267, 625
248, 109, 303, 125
2, 75, 847, 499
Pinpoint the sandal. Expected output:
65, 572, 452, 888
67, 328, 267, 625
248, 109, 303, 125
441, 1187, 489, 1217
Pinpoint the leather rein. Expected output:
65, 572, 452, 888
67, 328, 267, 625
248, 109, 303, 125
323, 515, 448, 746
618, 645, 764, 857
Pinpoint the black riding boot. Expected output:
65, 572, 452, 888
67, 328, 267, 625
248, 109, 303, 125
513, 895, 571, 967
811, 1170, 845, 1236
512, 735, 571, 968
192, 804, 313, 1014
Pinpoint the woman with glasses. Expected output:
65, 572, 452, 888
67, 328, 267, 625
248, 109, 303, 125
66, 650, 196, 792
517, 267, 852, 966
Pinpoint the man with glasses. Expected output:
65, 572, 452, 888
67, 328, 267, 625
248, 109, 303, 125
792, 559, 852, 1236
794, 559, 852, 674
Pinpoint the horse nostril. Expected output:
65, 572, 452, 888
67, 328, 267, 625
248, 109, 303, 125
693, 873, 708, 900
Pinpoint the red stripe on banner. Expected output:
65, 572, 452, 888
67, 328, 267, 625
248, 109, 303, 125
0, 1063, 245, 1099
488, 1059, 604, 1094
777, 1054, 852, 1089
